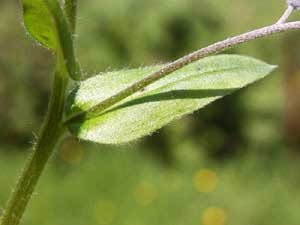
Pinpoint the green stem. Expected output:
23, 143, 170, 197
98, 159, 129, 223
0, 65, 68, 225
64, 0, 77, 33
45, 0, 81, 81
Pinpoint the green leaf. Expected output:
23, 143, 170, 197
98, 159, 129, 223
23, 0, 81, 80
23, 0, 57, 49
65, 55, 276, 144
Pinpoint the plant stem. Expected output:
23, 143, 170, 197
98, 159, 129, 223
64, 0, 77, 33
277, 6, 294, 24
0, 65, 68, 225
65, 21, 300, 123
45, 0, 81, 81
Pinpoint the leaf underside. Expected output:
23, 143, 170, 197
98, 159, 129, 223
65, 55, 276, 144
23, 0, 57, 49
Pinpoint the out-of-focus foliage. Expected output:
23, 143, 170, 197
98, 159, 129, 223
1, 144, 300, 225
1, 0, 300, 224
0, 1, 53, 146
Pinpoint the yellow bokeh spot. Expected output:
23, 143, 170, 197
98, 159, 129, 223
193, 169, 218, 193
94, 200, 118, 224
202, 207, 226, 225
133, 181, 158, 206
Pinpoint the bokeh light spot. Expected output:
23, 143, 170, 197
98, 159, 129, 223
133, 181, 158, 206
94, 200, 118, 225
201, 207, 226, 225
193, 169, 218, 193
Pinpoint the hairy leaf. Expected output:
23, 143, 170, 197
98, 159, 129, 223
23, 0, 57, 48
66, 55, 276, 144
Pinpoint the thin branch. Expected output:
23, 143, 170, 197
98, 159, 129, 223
65, 21, 300, 123
277, 6, 294, 24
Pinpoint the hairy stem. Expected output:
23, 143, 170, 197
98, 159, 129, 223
0, 0, 79, 224
45, 0, 81, 81
65, 21, 300, 123
64, 0, 77, 33
0, 65, 68, 225
277, 6, 294, 24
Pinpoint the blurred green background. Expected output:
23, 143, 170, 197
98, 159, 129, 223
1, 0, 300, 224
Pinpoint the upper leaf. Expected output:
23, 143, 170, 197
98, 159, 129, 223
23, 0, 81, 80
23, 0, 57, 49
65, 55, 276, 144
